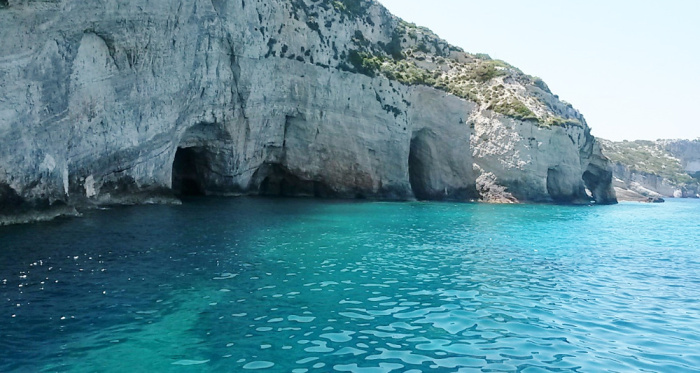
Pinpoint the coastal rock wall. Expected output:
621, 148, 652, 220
0, 0, 615, 224
665, 139, 700, 174
610, 163, 682, 199
470, 109, 614, 204
601, 139, 700, 199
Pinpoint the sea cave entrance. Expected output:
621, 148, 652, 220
172, 147, 208, 196
254, 163, 329, 197
171, 122, 236, 197
408, 132, 433, 200
582, 162, 615, 204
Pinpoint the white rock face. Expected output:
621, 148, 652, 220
0, 0, 615, 224
470, 108, 614, 204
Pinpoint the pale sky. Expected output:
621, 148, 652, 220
377, 0, 700, 141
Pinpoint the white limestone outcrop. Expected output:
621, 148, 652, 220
0, 0, 616, 224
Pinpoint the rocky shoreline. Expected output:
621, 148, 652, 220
0, 0, 616, 225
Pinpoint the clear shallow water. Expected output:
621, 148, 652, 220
1, 198, 699, 373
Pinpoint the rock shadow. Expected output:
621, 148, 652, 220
253, 163, 332, 198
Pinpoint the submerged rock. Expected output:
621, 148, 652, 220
0, 0, 616, 224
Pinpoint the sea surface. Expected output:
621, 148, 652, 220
1, 198, 699, 372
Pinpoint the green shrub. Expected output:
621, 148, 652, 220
470, 61, 505, 82
380, 60, 433, 86
333, 0, 370, 17
492, 99, 538, 121
332, 1, 346, 11
542, 116, 581, 127
348, 50, 383, 77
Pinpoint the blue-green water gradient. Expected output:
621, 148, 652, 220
1, 198, 699, 372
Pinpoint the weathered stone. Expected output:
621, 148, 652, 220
0, 0, 617, 225
470, 113, 616, 204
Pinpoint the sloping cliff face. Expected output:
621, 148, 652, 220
0, 0, 616, 224
601, 139, 700, 200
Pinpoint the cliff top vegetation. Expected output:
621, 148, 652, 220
329, 0, 584, 127
601, 139, 699, 186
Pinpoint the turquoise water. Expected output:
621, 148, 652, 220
1, 198, 699, 372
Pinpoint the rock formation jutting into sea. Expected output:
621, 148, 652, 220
0, 0, 617, 225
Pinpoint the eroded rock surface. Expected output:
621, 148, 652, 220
0, 0, 615, 224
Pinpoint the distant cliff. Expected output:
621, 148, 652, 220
0, 0, 616, 225
601, 139, 700, 200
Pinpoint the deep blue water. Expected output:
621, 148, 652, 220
1, 198, 699, 372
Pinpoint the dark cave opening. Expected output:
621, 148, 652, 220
582, 168, 605, 202
582, 170, 597, 193
408, 135, 431, 200
582, 161, 618, 204
257, 164, 327, 197
172, 147, 207, 196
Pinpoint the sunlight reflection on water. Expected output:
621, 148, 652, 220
1, 198, 699, 372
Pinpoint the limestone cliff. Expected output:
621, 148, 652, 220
0, 0, 616, 225
666, 139, 700, 176
601, 139, 700, 200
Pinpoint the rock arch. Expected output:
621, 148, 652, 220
582, 162, 616, 204
407, 128, 477, 201
170, 122, 235, 196
546, 165, 588, 203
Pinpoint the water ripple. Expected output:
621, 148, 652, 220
1, 198, 699, 372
